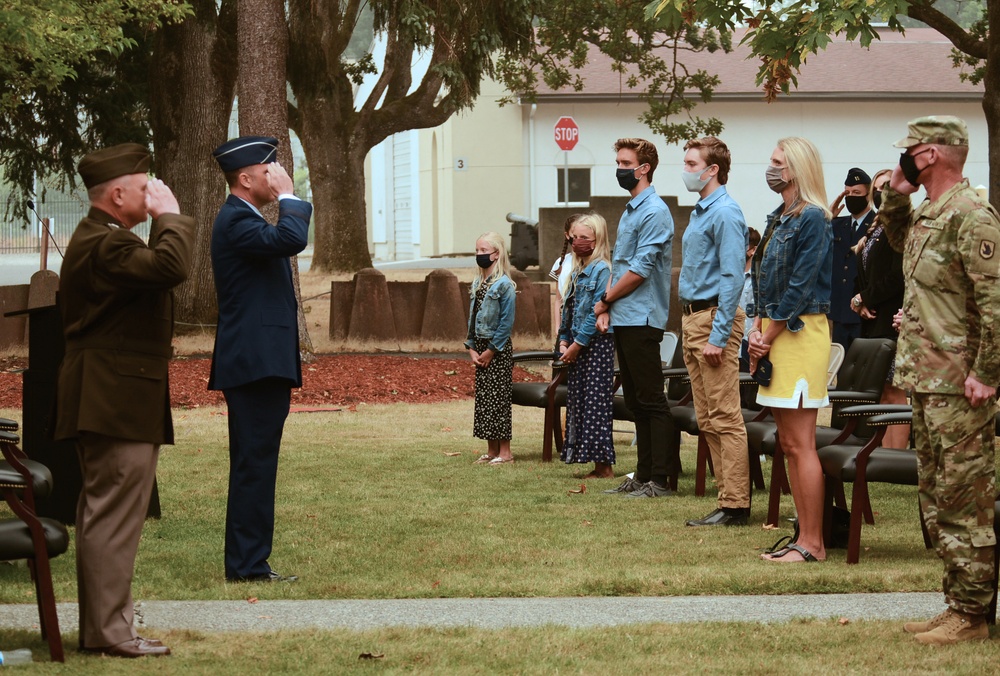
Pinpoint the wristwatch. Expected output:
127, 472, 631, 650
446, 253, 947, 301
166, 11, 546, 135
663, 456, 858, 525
600, 292, 612, 305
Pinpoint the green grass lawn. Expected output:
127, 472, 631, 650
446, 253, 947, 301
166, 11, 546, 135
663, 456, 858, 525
0, 400, 942, 605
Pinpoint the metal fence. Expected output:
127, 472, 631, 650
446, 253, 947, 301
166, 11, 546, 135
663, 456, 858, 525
1, 192, 150, 253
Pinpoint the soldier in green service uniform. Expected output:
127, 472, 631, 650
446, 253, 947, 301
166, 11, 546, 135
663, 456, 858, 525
880, 115, 1000, 645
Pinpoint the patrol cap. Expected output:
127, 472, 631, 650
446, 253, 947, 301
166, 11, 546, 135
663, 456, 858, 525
893, 115, 969, 148
213, 136, 279, 172
77, 143, 151, 189
844, 167, 871, 186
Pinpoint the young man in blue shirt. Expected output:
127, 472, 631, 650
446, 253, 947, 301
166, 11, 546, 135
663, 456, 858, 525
677, 136, 751, 526
594, 138, 676, 498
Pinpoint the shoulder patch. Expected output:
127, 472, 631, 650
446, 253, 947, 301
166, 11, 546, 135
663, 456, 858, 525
981, 240, 996, 259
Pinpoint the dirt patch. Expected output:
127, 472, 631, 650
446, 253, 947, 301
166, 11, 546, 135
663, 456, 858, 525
0, 354, 547, 410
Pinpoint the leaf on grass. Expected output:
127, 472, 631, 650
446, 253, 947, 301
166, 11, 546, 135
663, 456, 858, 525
247, 597, 258, 604
838, 618, 850, 625
443, 452, 462, 457
581, 520, 593, 526
431, 580, 441, 588
761, 524, 778, 530
441, 427, 452, 432
359, 653, 385, 660
567, 484, 586, 495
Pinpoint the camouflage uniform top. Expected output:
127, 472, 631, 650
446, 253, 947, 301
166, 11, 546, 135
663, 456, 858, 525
880, 179, 1000, 394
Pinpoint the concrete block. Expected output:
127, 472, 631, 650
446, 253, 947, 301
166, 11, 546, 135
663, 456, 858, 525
347, 268, 398, 346
0, 284, 29, 348
420, 270, 466, 342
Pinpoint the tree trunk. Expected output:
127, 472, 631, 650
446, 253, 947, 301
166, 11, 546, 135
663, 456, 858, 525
149, 0, 237, 328
236, 0, 313, 357
985, 2, 1000, 209
299, 101, 373, 274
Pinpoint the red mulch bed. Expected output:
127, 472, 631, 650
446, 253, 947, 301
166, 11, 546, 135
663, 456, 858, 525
0, 354, 545, 411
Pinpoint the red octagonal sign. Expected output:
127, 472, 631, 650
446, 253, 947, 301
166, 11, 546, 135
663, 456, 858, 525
554, 116, 579, 151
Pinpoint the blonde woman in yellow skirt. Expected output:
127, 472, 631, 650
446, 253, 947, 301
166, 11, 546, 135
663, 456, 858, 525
747, 137, 833, 563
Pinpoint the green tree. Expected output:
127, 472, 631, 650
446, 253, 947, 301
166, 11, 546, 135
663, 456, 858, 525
0, 0, 189, 209
287, 0, 537, 272
501, 0, 752, 144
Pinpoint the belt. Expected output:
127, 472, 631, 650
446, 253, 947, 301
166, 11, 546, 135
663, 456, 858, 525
682, 297, 719, 316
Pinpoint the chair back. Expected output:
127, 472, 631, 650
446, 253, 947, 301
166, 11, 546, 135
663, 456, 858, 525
830, 338, 896, 431
827, 342, 845, 388
666, 332, 690, 402
660, 331, 679, 368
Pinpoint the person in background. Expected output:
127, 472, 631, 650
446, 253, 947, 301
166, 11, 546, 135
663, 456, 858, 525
210, 135, 311, 583
466, 232, 517, 465
550, 213, 585, 304
594, 137, 676, 499
747, 137, 833, 563
881, 115, 1000, 645
558, 213, 615, 479
740, 227, 762, 345
676, 136, 751, 528
829, 168, 874, 349
56, 143, 193, 657
849, 168, 909, 449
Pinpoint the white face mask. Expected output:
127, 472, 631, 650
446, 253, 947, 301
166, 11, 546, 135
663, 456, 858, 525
681, 167, 712, 193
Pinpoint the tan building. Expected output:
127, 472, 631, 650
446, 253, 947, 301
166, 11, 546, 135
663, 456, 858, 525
365, 27, 986, 266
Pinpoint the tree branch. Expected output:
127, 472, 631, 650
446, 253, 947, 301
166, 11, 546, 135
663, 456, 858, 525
907, 1, 986, 59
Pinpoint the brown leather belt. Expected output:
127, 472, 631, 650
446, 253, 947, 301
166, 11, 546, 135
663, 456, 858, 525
681, 297, 719, 316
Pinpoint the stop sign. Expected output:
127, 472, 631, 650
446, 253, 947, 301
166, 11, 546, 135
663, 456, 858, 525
554, 116, 579, 151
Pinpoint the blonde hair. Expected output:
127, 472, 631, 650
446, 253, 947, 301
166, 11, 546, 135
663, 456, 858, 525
474, 231, 516, 289
570, 212, 611, 278
777, 137, 831, 220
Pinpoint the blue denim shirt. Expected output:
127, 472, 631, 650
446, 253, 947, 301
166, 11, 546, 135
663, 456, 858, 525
609, 186, 674, 329
558, 259, 613, 347
678, 185, 749, 347
749, 203, 833, 332
464, 274, 516, 352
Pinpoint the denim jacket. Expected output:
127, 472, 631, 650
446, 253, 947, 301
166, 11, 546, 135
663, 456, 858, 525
464, 274, 516, 352
748, 203, 832, 332
558, 259, 613, 347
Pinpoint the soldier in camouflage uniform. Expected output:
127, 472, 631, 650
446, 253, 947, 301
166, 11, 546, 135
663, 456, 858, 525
880, 115, 1000, 645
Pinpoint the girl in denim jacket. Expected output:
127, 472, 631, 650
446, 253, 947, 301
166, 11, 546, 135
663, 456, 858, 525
557, 213, 616, 478
465, 232, 517, 464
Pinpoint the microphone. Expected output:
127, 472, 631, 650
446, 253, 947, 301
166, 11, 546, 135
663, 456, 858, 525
25, 199, 64, 257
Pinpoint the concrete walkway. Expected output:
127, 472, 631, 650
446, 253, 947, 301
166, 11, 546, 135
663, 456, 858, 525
0, 593, 942, 633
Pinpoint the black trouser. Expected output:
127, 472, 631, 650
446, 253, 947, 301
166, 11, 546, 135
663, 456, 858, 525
614, 325, 677, 486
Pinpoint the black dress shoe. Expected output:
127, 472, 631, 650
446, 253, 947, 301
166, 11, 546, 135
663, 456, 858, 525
227, 569, 299, 583
685, 507, 749, 527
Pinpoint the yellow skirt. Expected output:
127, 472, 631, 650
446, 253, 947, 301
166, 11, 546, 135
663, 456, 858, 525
756, 314, 830, 409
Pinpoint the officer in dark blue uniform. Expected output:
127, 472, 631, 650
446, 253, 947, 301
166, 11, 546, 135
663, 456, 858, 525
829, 167, 874, 349
210, 136, 313, 582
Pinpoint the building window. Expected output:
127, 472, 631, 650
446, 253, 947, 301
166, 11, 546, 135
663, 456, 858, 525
556, 168, 591, 203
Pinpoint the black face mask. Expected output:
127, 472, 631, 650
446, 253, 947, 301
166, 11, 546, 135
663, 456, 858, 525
899, 149, 931, 187
872, 190, 882, 210
476, 253, 495, 269
616, 167, 641, 191
844, 195, 869, 216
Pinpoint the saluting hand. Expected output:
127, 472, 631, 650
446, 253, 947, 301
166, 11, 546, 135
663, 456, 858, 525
265, 162, 295, 198
145, 179, 180, 219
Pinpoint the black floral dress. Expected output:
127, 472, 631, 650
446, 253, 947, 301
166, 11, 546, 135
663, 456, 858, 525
470, 281, 513, 441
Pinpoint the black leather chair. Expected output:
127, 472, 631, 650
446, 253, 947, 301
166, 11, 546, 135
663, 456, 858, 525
817, 404, 923, 563
0, 419, 69, 662
748, 337, 898, 526
510, 351, 566, 462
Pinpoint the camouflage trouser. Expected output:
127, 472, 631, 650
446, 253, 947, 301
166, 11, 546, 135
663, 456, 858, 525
912, 392, 997, 616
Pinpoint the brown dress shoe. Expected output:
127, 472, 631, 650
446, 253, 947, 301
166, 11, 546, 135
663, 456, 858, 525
86, 637, 171, 658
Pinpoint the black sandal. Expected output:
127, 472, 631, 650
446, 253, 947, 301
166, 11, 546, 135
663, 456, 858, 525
764, 543, 819, 562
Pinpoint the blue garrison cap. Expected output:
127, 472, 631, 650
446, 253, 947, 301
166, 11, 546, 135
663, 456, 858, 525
212, 136, 279, 172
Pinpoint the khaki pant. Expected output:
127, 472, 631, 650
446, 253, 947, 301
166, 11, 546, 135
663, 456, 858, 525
682, 307, 749, 508
76, 433, 159, 648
